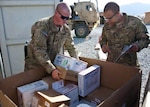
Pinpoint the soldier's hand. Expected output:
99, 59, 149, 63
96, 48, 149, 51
127, 43, 139, 53
98, 36, 102, 42
51, 69, 61, 80
102, 45, 111, 53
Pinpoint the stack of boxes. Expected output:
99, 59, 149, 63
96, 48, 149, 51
52, 80, 79, 107
17, 54, 101, 107
54, 54, 101, 106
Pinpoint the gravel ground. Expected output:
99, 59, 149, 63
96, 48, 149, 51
71, 25, 150, 106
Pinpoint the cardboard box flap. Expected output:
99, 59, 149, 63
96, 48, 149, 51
0, 67, 48, 106
84, 87, 114, 105
143, 73, 150, 103
0, 90, 17, 107
57, 66, 78, 82
142, 73, 150, 107
37, 91, 70, 103
142, 91, 150, 107
79, 57, 140, 90
33, 89, 70, 107
97, 72, 141, 107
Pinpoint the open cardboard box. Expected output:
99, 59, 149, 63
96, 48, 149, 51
0, 57, 141, 107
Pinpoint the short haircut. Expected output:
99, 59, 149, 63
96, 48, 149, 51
104, 2, 120, 13
56, 2, 70, 11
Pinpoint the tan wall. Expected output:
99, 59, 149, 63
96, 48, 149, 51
0, 0, 60, 78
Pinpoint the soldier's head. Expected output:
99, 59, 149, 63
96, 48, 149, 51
103, 2, 122, 25
53, 2, 71, 27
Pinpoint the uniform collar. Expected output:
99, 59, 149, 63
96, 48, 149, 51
116, 13, 128, 28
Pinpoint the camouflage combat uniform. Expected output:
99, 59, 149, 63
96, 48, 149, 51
100, 13, 150, 66
24, 16, 77, 73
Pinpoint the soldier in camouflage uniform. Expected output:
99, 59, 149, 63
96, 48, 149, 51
24, 2, 78, 80
99, 2, 150, 66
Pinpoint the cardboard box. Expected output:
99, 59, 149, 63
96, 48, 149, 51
17, 80, 49, 107
0, 57, 141, 107
42, 76, 59, 89
142, 73, 150, 107
78, 65, 100, 97
57, 66, 78, 82
54, 54, 88, 72
52, 80, 79, 107
58, 103, 69, 107
83, 87, 114, 105
32, 89, 70, 107
0, 67, 48, 106
0, 90, 17, 107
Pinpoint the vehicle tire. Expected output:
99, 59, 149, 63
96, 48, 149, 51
75, 24, 89, 38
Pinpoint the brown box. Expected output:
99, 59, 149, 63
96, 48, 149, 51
0, 90, 17, 107
83, 87, 114, 105
42, 76, 57, 89
32, 89, 70, 107
57, 66, 78, 82
0, 57, 141, 107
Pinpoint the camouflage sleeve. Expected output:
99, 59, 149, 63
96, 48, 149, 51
99, 26, 108, 47
135, 20, 150, 50
31, 24, 56, 74
64, 28, 78, 58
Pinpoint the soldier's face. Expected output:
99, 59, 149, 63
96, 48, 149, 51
54, 10, 70, 27
104, 10, 118, 25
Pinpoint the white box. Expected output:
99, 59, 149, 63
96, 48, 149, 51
52, 79, 64, 90
54, 54, 88, 72
52, 80, 79, 107
77, 99, 97, 107
17, 80, 49, 107
56, 83, 79, 107
78, 65, 100, 97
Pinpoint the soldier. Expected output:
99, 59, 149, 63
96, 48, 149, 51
99, 2, 150, 66
24, 2, 78, 80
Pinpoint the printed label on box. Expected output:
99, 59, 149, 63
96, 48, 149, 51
52, 79, 64, 90
54, 54, 88, 72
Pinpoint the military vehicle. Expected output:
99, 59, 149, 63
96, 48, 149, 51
67, 1, 100, 38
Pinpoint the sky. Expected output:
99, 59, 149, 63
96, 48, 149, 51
63, 0, 150, 10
